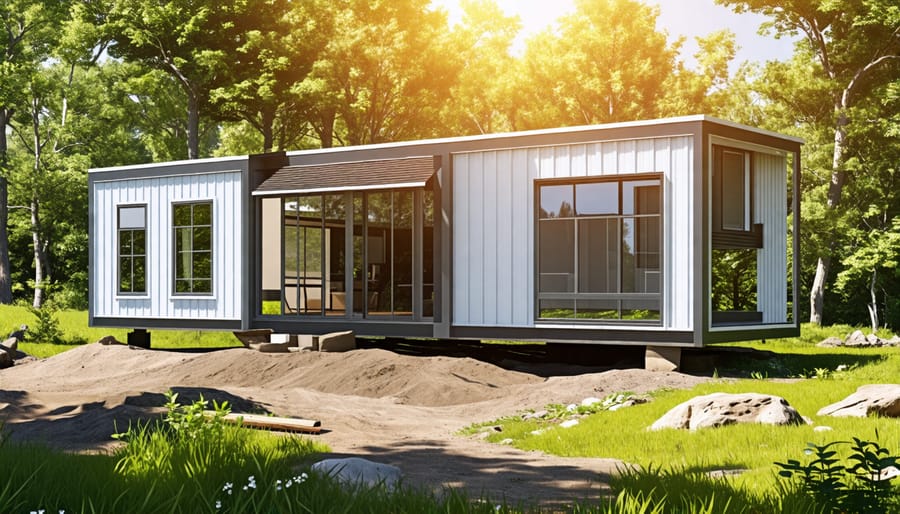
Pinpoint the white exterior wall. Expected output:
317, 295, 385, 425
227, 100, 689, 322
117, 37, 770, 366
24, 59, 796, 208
92, 171, 243, 321
754, 153, 789, 323
452, 136, 695, 330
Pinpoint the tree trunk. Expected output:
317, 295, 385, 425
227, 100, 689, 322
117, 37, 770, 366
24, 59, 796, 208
0, 108, 13, 304
867, 268, 878, 334
808, 107, 849, 324
31, 197, 49, 308
261, 108, 275, 153
187, 93, 200, 159
809, 256, 828, 325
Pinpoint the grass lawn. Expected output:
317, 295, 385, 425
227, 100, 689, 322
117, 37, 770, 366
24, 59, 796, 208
472, 325, 900, 504
1, 304, 242, 358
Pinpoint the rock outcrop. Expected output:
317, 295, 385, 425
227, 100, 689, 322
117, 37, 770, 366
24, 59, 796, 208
817, 384, 900, 418
650, 392, 805, 431
817, 330, 900, 348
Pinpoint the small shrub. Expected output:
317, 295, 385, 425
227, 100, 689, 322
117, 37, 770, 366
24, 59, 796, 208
26, 304, 64, 344
776, 437, 900, 513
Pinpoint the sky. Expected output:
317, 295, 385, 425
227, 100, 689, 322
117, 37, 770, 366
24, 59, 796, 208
431, 0, 797, 71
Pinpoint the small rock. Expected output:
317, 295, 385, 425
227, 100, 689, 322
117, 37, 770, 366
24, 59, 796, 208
565, 403, 577, 412
817, 384, 900, 418
96, 335, 123, 346
813, 426, 833, 432
0, 350, 12, 369
609, 399, 643, 411
845, 330, 869, 346
817, 336, 844, 348
878, 466, 900, 481
499, 438, 514, 445
530, 429, 545, 436
0, 337, 16, 354
866, 333, 882, 346
311, 457, 401, 490
886, 336, 900, 346
7, 324, 27, 341
581, 397, 602, 407
522, 409, 548, 421
560, 419, 579, 428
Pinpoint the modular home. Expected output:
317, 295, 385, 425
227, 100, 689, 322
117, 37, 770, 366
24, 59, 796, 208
89, 115, 801, 355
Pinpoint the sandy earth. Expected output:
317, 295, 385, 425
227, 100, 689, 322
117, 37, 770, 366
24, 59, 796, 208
0, 343, 709, 505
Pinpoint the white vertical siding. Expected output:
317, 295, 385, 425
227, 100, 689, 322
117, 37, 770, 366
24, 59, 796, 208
92, 171, 243, 321
754, 153, 788, 323
453, 136, 694, 329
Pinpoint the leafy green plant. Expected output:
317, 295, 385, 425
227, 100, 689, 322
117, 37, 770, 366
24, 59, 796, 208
26, 303, 64, 344
776, 437, 900, 513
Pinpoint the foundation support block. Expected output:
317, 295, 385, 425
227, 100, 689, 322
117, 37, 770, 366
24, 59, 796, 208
645, 346, 681, 372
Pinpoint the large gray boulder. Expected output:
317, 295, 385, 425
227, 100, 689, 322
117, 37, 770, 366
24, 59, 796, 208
0, 348, 11, 369
311, 457, 401, 490
650, 392, 805, 431
817, 384, 900, 418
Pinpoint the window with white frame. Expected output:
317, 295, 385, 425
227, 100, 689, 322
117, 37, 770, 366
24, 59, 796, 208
118, 205, 147, 294
173, 201, 212, 294
537, 175, 662, 322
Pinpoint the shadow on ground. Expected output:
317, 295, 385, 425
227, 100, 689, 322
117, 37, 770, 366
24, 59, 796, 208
323, 439, 617, 507
0, 387, 274, 452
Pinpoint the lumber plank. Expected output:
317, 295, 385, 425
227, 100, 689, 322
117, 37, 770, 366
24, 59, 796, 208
204, 411, 322, 434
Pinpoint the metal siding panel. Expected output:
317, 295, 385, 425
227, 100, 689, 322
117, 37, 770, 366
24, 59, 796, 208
755, 153, 787, 323
554, 146, 569, 178
570, 144, 587, 177
482, 152, 498, 325
539, 147, 554, 179
636, 139, 655, 172
526, 149, 536, 324
498, 150, 515, 325
618, 140, 636, 173
668, 136, 693, 330
512, 149, 531, 325
602, 142, 617, 174
98, 185, 111, 317
469, 154, 485, 324
453, 154, 470, 324
154, 178, 167, 318
587, 143, 602, 176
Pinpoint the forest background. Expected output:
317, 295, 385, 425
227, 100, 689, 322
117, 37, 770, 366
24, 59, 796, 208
0, 0, 898, 330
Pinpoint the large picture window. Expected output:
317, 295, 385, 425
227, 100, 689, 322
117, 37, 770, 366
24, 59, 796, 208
118, 205, 146, 294
173, 201, 212, 294
537, 176, 662, 322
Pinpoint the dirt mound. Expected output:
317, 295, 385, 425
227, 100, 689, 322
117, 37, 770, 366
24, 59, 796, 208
1, 344, 543, 407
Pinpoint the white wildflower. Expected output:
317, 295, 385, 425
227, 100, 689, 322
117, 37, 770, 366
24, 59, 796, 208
215, 500, 222, 510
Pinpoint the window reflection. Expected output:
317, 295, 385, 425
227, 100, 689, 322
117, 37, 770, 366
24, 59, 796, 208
537, 178, 661, 322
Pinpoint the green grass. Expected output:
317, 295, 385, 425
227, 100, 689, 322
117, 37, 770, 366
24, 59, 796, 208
1, 304, 242, 357
473, 325, 900, 506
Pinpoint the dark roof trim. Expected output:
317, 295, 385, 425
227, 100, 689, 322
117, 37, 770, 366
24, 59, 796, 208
253, 155, 440, 196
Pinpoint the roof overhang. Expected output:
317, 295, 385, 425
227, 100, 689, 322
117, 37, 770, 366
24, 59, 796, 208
252, 155, 440, 196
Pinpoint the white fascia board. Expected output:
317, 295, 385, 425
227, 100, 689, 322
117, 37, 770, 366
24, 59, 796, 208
285, 115, 803, 159
88, 155, 248, 174
252, 181, 428, 196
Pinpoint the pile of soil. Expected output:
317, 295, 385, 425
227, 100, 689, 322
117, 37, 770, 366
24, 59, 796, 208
0, 343, 708, 505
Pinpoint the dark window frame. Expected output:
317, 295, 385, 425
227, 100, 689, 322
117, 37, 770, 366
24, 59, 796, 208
172, 200, 214, 295
117, 204, 147, 295
712, 145, 762, 249
535, 173, 664, 324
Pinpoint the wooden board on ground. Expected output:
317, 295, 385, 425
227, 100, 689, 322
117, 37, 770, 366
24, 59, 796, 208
205, 410, 322, 434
